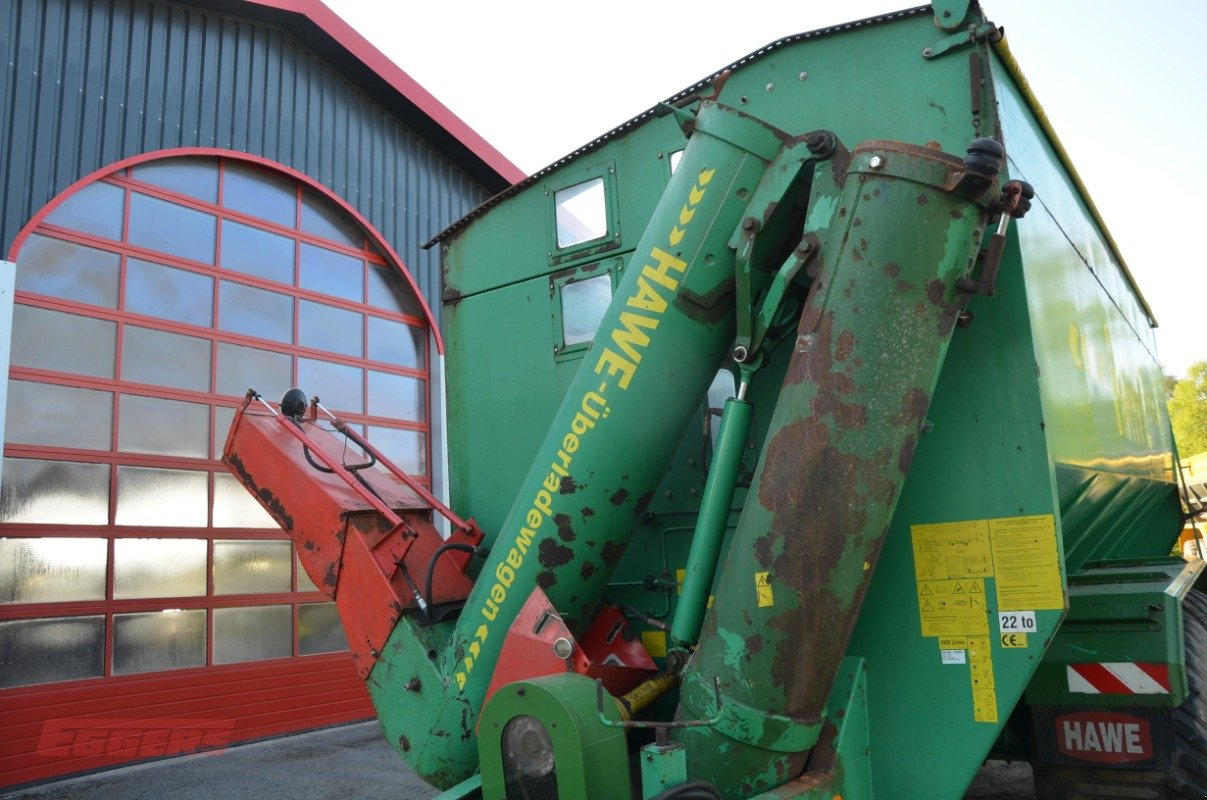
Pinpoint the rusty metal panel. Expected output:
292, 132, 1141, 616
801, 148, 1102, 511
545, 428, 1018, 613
0, 0, 494, 320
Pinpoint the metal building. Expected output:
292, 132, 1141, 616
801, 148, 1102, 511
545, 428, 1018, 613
0, 0, 520, 787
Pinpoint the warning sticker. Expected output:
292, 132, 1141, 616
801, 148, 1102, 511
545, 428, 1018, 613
911, 519, 994, 580
968, 635, 998, 723
989, 515, 1064, 611
641, 630, 667, 658
755, 571, 774, 608
916, 579, 988, 637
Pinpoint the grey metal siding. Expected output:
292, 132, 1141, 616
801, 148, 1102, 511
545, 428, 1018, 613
0, 0, 491, 319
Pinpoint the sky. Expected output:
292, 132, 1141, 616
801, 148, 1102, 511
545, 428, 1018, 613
323, 0, 1205, 379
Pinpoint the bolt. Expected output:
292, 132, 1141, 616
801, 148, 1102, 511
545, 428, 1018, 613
869, 156, 885, 170
799, 71, 808, 80
403, 678, 421, 692
553, 637, 574, 659
765, 82, 774, 92
739, 96, 749, 104
943, 9, 952, 17
922, 47, 933, 58
732, 345, 749, 362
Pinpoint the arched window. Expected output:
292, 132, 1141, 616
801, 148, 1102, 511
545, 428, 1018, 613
0, 154, 431, 687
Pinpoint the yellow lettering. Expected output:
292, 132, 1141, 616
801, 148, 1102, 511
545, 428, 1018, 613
506, 548, 522, 569
526, 509, 542, 530
535, 490, 553, 517
490, 584, 506, 604
495, 562, 514, 587
594, 346, 637, 389
611, 312, 658, 363
543, 471, 558, 492
627, 275, 668, 314
562, 432, 579, 454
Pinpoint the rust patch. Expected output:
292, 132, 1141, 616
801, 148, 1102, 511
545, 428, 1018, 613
633, 491, 655, 518
898, 433, 917, 475
747, 633, 764, 656
585, 539, 597, 548
554, 513, 576, 542
896, 279, 916, 293
600, 540, 626, 568
859, 238, 869, 252
581, 506, 595, 519
580, 561, 596, 580
226, 452, 294, 531
852, 217, 862, 228
559, 476, 578, 495
609, 488, 630, 507
891, 388, 930, 427
883, 262, 901, 279
323, 562, 338, 589
810, 393, 867, 429
834, 330, 855, 363
538, 538, 573, 568
926, 278, 947, 307
536, 570, 557, 590
916, 193, 929, 206
950, 208, 965, 220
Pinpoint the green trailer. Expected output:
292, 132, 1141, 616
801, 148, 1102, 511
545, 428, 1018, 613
223, 2, 1206, 798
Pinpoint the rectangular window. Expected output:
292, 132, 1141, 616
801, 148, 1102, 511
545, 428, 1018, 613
560, 273, 613, 347
125, 258, 214, 328
128, 192, 216, 265
10, 304, 117, 379
220, 220, 295, 285
366, 426, 426, 476
367, 371, 425, 422
121, 326, 212, 393
115, 467, 208, 528
112, 609, 206, 675
367, 316, 424, 369
297, 554, 319, 592
0, 538, 108, 604
6, 380, 113, 451
298, 602, 348, 655
555, 178, 608, 248
299, 244, 363, 303
213, 605, 292, 664
117, 394, 209, 458
0, 616, 105, 689
218, 280, 294, 344
215, 342, 292, 400
113, 538, 207, 599
212, 540, 291, 594
297, 358, 363, 415
0, 458, 110, 525
212, 472, 278, 529
299, 300, 363, 358
223, 161, 297, 229
16, 234, 121, 308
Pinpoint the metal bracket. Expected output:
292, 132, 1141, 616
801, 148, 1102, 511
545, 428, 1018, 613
923, 21, 1001, 60
931, 0, 975, 31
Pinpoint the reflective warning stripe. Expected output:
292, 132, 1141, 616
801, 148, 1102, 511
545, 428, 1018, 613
1067, 663, 1171, 695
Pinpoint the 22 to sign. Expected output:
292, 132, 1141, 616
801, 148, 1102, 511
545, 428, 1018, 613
998, 610, 1036, 633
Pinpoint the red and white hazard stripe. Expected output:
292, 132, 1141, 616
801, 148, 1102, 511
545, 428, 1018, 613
1067, 663, 1171, 695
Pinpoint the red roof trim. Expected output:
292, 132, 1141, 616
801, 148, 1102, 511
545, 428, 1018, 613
243, 0, 525, 186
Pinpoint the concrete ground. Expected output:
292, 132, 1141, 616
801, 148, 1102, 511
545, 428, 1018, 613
0, 722, 1036, 800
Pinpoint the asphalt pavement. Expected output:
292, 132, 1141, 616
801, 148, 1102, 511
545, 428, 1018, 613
0, 722, 1035, 800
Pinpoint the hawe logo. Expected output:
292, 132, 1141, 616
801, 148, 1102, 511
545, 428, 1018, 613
1055, 711, 1153, 764
37, 718, 235, 759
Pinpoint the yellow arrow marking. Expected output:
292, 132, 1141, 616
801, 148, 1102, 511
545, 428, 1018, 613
669, 227, 685, 246
689, 185, 705, 205
679, 206, 696, 226
698, 168, 715, 185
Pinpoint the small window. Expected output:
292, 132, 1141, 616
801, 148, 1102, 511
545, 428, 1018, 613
213, 605, 292, 664
212, 540, 292, 594
117, 394, 209, 458
0, 538, 108, 604
115, 468, 208, 528
669, 149, 685, 174
125, 258, 214, 327
298, 602, 348, 655
0, 616, 105, 688
0, 458, 110, 525
112, 610, 206, 675
113, 538, 207, 598
555, 178, 607, 248
11, 304, 117, 379
212, 472, 277, 528
551, 260, 619, 359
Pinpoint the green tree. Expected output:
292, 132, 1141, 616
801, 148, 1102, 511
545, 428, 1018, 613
1169, 361, 1207, 457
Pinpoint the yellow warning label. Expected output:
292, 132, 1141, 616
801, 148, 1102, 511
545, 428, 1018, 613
968, 635, 998, 723
989, 514, 1064, 611
676, 568, 685, 595
911, 519, 993, 580
917, 578, 988, 637
1000, 632, 1028, 648
938, 637, 967, 651
755, 571, 774, 608
641, 630, 667, 658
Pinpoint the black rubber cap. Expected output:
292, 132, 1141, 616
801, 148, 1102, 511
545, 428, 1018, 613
280, 388, 308, 418
964, 138, 1004, 180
